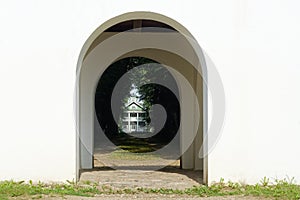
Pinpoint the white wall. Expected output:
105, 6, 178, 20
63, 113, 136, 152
207, 0, 300, 184
0, 0, 300, 184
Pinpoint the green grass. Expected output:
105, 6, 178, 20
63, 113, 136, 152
117, 144, 155, 153
1, 178, 300, 199
108, 141, 160, 160
111, 134, 165, 153
109, 148, 159, 160
0, 180, 99, 199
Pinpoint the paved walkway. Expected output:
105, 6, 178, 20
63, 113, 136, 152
80, 166, 202, 190
80, 147, 202, 190
74, 145, 267, 199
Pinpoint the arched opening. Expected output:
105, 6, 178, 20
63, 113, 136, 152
94, 56, 181, 170
76, 12, 208, 184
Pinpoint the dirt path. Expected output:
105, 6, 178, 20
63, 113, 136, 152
86, 146, 202, 190
41, 194, 268, 200
80, 167, 202, 190
73, 145, 269, 199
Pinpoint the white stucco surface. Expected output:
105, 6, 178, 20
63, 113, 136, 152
0, 0, 300, 184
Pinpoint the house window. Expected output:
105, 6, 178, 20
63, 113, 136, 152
139, 113, 146, 118
130, 113, 137, 117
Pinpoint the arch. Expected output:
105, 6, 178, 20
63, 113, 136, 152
75, 11, 208, 183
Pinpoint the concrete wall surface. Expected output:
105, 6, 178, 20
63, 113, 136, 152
0, 0, 299, 184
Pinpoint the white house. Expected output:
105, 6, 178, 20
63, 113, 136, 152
0, 0, 300, 185
121, 96, 148, 133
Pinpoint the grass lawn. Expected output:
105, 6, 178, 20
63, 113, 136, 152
109, 148, 159, 160
1, 178, 300, 200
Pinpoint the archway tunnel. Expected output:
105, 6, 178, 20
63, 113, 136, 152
76, 13, 207, 184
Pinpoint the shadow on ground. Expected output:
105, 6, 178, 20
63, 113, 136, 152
80, 166, 203, 190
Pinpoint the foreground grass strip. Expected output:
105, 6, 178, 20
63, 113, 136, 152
0, 180, 100, 199
0, 178, 300, 199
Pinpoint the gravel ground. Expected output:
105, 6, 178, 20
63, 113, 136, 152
69, 147, 269, 200
41, 194, 269, 200
87, 150, 202, 190
80, 167, 202, 190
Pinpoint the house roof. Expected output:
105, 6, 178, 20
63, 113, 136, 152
125, 102, 145, 111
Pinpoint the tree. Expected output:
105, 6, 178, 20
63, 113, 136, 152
95, 56, 180, 145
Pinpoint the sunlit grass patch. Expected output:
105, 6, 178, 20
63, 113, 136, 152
1, 177, 300, 199
109, 148, 159, 160
0, 180, 99, 199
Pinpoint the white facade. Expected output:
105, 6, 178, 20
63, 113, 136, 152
121, 97, 148, 133
0, 0, 300, 184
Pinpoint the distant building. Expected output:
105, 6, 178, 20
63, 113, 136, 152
121, 96, 148, 133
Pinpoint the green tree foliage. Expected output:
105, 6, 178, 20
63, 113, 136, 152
95, 57, 180, 144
